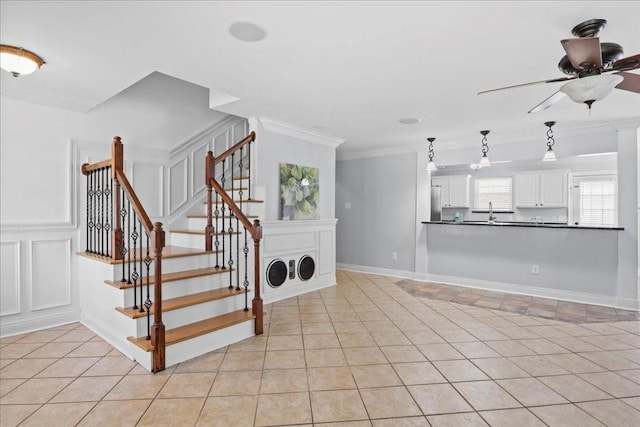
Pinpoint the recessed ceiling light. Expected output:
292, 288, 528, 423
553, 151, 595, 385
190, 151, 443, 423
229, 22, 267, 42
398, 118, 422, 125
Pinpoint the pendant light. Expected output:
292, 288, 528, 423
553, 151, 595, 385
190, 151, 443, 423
479, 130, 491, 167
542, 121, 557, 162
426, 137, 437, 171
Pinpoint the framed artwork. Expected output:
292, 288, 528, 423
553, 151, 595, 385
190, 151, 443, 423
280, 163, 319, 220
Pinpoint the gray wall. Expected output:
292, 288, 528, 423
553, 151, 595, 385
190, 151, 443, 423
336, 153, 417, 271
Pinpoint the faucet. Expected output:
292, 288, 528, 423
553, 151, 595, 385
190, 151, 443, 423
488, 201, 496, 223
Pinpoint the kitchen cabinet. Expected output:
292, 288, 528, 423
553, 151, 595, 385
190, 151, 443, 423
432, 175, 470, 208
515, 171, 566, 208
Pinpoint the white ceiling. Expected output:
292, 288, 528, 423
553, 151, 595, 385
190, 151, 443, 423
1, 1, 639, 156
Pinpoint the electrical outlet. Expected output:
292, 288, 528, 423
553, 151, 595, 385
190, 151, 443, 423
532, 264, 539, 275
392, 252, 398, 261
345, 202, 351, 210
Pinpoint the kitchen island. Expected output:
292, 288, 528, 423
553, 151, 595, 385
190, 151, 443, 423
422, 221, 636, 310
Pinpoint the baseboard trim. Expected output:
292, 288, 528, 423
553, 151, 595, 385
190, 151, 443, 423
80, 311, 136, 362
336, 263, 639, 311
0, 310, 81, 337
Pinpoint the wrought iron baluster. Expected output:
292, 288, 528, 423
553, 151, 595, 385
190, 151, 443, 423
126, 198, 132, 284
87, 172, 93, 253
93, 170, 98, 254
236, 150, 242, 291
220, 159, 226, 270
97, 169, 102, 255
120, 187, 127, 283
247, 141, 252, 200
228, 154, 234, 289
214, 191, 220, 269
131, 215, 140, 311
105, 167, 112, 258
139, 219, 144, 312
243, 227, 249, 311
101, 167, 106, 256
144, 235, 152, 340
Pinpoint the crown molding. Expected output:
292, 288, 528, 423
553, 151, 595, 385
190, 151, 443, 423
336, 145, 416, 161
255, 117, 345, 148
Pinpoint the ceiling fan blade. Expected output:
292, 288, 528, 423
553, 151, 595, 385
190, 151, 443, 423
478, 76, 573, 95
612, 53, 640, 71
528, 91, 567, 114
616, 71, 640, 93
561, 38, 603, 69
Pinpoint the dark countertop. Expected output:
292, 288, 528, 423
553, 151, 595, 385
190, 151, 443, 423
421, 220, 623, 231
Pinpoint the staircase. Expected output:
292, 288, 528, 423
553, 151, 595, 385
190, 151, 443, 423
79, 132, 263, 373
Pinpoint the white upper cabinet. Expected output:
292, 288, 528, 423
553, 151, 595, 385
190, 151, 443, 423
515, 171, 566, 208
432, 175, 470, 208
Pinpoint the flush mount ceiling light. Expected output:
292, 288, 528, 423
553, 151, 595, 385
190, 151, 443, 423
559, 74, 624, 112
426, 137, 437, 172
229, 22, 267, 42
478, 130, 491, 167
0, 44, 45, 77
398, 118, 422, 124
542, 121, 558, 162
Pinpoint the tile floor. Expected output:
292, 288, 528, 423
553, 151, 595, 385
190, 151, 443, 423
0, 270, 638, 426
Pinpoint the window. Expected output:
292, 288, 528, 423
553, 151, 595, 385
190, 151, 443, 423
572, 175, 617, 226
473, 177, 513, 211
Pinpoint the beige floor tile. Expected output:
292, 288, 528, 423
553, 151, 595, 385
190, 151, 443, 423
433, 360, 489, 382
173, 351, 224, 373
0, 359, 16, 369
157, 372, 216, 398
467, 328, 510, 341
0, 377, 73, 404
333, 321, 368, 334
508, 355, 569, 376
305, 348, 348, 367
50, 375, 121, 402
417, 343, 465, 361
227, 336, 268, 352
260, 368, 308, 393
0, 404, 40, 427
408, 383, 473, 415
517, 338, 571, 355
616, 369, 640, 384
302, 312, 332, 323
267, 334, 303, 351
380, 345, 426, 363
453, 380, 521, 411
15, 330, 67, 344
196, 395, 257, 426
268, 322, 303, 336
65, 341, 114, 358
264, 349, 306, 369
393, 361, 447, 385
102, 373, 168, 400
403, 329, 446, 345
308, 366, 356, 391
436, 328, 478, 343
137, 397, 205, 426
530, 404, 604, 427
479, 408, 546, 426
302, 322, 335, 334
35, 357, 100, 378
1, 378, 27, 397
471, 357, 530, 379
351, 364, 402, 388
539, 374, 612, 402
338, 332, 377, 348
621, 396, 640, 410
52, 329, 95, 343
219, 350, 265, 371
577, 399, 640, 426
77, 399, 151, 427
20, 402, 94, 427
427, 412, 489, 426
304, 333, 341, 349
548, 336, 602, 352
495, 327, 541, 340
0, 333, 31, 345
209, 370, 261, 396
0, 358, 57, 379
579, 371, 640, 398
0, 343, 45, 359
452, 341, 501, 358
311, 389, 368, 423
485, 340, 536, 357
81, 354, 136, 376
497, 377, 568, 406
371, 417, 424, 426
542, 353, 607, 374
343, 347, 387, 366
370, 331, 412, 346
579, 351, 640, 371
360, 386, 422, 419
23, 342, 81, 359
255, 392, 312, 426
580, 335, 635, 351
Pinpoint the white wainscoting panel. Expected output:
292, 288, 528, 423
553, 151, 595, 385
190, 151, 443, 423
30, 238, 71, 311
214, 130, 230, 156
264, 232, 316, 254
1, 241, 21, 316
318, 230, 334, 276
191, 143, 210, 197
169, 157, 189, 214
132, 162, 164, 218
233, 121, 248, 142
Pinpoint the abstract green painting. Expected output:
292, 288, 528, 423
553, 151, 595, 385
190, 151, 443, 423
280, 163, 319, 220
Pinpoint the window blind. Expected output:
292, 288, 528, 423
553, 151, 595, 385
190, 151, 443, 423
579, 180, 615, 226
474, 177, 512, 211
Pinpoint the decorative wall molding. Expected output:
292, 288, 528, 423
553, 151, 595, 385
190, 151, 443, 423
0, 310, 81, 337
131, 161, 165, 218
191, 142, 211, 197
168, 157, 189, 215
0, 241, 21, 316
170, 115, 242, 157
255, 117, 345, 148
29, 238, 72, 311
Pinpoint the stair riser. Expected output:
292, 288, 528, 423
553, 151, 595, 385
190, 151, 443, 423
128, 294, 250, 336
186, 217, 257, 235
109, 253, 217, 280
121, 275, 232, 306
194, 203, 262, 218
169, 232, 255, 250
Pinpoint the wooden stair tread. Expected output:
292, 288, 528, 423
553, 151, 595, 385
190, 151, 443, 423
116, 287, 248, 319
202, 199, 264, 204
169, 229, 241, 236
187, 214, 258, 219
223, 187, 248, 191
105, 266, 232, 289
78, 245, 215, 265
128, 309, 256, 351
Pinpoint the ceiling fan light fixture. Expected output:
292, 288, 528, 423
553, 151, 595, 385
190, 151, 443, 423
559, 74, 624, 105
0, 44, 45, 77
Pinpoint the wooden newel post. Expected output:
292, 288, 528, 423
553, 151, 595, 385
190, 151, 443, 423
204, 151, 215, 251
251, 219, 264, 335
112, 136, 124, 261
151, 222, 166, 373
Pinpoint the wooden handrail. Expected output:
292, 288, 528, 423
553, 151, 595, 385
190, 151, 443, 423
213, 131, 256, 166
81, 159, 112, 175
209, 178, 255, 235
115, 170, 154, 237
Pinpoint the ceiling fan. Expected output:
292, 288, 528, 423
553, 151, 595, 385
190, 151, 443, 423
479, 19, 640, 113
